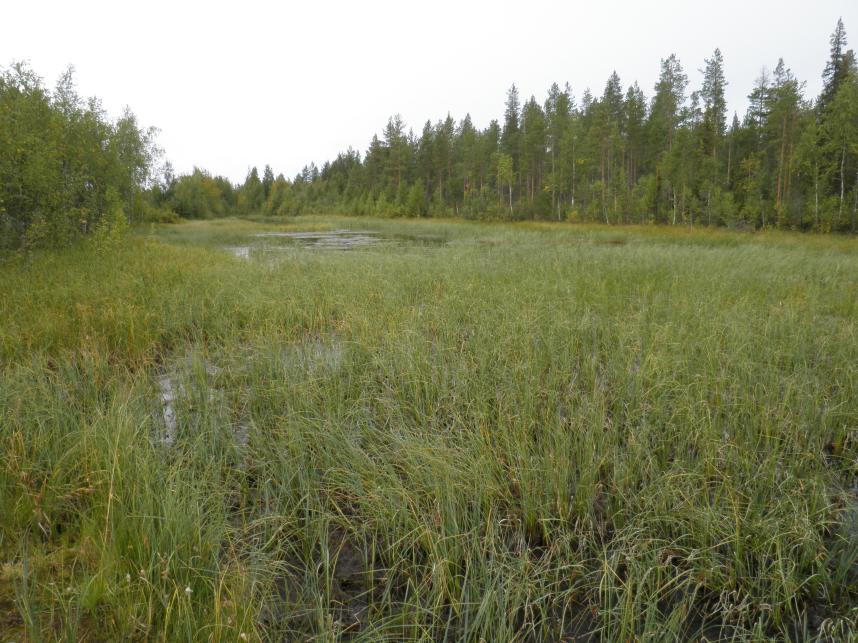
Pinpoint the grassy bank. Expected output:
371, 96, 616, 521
2, 217, 857, 640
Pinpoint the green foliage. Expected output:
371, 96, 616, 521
170, 168, 225, 218
0, 62, 157, 248
237, 166, 264, 212
92, 187, 129, 251
405, 178, 426, 216
140, 201, 180, 223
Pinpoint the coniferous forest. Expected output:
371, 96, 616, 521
2, 20, 858, 246
157, 20, 858, 232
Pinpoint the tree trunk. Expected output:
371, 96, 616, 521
840, 145, 846, 223
551, 146, 557, 220
672, 188, 677, 225
785, 111, 797, 228
726, 137, 733, 188
571, 139, 576, 209
853, 168, 858, 234
707, 189, 712, 226
775, 115, 787, 219
814, 164, 820, 230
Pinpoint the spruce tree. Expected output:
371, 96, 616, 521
648, 55, 688, 220
819, 18, 849, 112
501, 84, 521, 174
701, 49, 728, 140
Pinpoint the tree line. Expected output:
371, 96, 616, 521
158, 19, 857, 232
2, 19, 857, 248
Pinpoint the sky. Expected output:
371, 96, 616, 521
3, 0, 856, 184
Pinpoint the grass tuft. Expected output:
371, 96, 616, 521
1, 216, 857, 640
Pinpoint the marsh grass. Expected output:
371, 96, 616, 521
1, 217, 857, 640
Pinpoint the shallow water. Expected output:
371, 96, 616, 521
226, 246, 251, 258
154, 340, 342, 448
225, 228, 445, 258
255, 230, 381, 250
155, 359, 234, 447
156, 374, 178, 445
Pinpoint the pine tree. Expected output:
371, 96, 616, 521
520, 96, 547, 212
698, 49, 728, 223
746, 69, 770, 140
456, 114, 478, 206
624, 83, 647, 189
592, 72, 624, 223
648, 55, 688, 221
433, 115, 455, 208
501, 84, 521, 185
766, 59, 804, 226
545, 83, 573, 218
416, 121, 434, 200
650, 55, 688, 150
384, 114, 407, 189
481, 119, 501, 198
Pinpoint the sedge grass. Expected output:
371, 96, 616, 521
1, 216, 857, 640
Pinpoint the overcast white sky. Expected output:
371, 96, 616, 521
3, 0, 856, 183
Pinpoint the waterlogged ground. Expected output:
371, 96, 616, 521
2, 216, 858, 641
226, 230, 383, 257
153, 217, 449, 259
